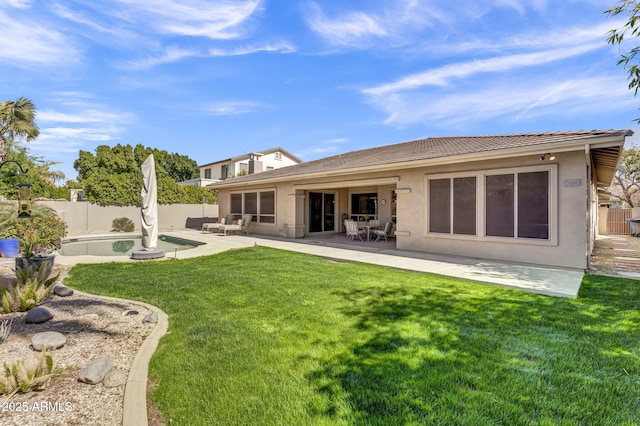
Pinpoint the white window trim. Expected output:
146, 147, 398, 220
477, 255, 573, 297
230, 188, 277, 226
425, 164, 557, 246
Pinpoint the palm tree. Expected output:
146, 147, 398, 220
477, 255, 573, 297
0, 97, 40, 160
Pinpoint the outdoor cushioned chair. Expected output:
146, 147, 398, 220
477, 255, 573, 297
203, 213, 235, 233
345, 220, 365, 241
372, 221, 394, 242
241, 214, 253, 235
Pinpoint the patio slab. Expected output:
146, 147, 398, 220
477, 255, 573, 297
167, 231, 584, 298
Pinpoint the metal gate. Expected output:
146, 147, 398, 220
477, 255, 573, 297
606, 208, 632, 235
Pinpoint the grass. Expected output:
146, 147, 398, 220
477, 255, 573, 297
64, 246, 640, 425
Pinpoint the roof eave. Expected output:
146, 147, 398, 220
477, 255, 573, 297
209, 133, 629, 190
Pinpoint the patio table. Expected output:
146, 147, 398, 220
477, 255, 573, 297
360, 222, 379, 241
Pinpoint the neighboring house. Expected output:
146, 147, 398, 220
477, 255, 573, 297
182, 148, 302, 186
208, 130, 632, 270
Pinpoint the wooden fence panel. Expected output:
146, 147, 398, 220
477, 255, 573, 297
607, 208, 632, 235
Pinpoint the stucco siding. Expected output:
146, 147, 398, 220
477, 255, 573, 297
393, 152, 588, 269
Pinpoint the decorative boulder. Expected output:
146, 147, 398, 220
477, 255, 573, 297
103, 369, 127, 388
25, 307, 54, 324
78, 356, 113, 385
142, 312, 158, 324
54, 284, 74, 297
31, 331, 66, 351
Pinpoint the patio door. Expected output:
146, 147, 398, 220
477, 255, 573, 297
309, 192, 335, 232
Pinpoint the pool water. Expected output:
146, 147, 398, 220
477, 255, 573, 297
58, 235, 204, 256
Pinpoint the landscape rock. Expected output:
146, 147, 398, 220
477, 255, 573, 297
25, 307, 54, 324
103, 369, 128, 388
54, 284, 74, 297
31, 331, 67, 351
142, 312, 158, 324
78, 356, 113, 385
123, 310, 139, 316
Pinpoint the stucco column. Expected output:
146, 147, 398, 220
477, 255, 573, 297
292, 190, 306, 238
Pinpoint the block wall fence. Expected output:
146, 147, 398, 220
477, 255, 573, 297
37, 200, 219, 236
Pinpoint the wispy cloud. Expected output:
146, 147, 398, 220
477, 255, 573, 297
294, 138, 350, 159
367, 75, 635, 128
303, 0, 451, 49
123, 40, 296, 69
209, 41, 296, 57
363, 43, 601, 96
206, 101, 262, 116
2, 0, 32, 9
122, 46, 205, 70
113, 0, 264, 39
305, 2, 388, 48
34, 96, 134, 155
0, 10, 80, 66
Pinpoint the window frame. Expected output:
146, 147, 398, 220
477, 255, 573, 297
229, 189, 277, 225
425, 164, 557, 246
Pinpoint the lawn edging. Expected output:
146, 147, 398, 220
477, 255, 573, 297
72, 289, 169, 426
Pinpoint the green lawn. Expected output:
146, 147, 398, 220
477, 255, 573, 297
64, 246, 640, 425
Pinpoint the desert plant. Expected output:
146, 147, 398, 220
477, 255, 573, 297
112, 217, 135, 232
0, 350, 54, 394
0, 318, 12, 344
1, 262, 58, 313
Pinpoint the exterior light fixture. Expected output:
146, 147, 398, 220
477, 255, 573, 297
540, 153, 556, 161
0, 160, 31, 218
17, 182, 32, 218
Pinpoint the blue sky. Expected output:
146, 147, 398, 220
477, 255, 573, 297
1, 0, 639, 182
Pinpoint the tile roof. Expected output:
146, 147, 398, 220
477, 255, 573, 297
209, 130, 632, 187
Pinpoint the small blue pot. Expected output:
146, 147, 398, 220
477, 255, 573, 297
0, 238, 19, 258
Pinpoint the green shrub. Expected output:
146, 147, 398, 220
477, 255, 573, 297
112, 217, 135, 232
0, 351, 54, 394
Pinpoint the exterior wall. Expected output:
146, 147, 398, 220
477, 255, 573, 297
198, 151, 299, 182
260, 152, 300, 170
394, 151, 588, 269
215, 150, 590, 269
37, 201, 218, 235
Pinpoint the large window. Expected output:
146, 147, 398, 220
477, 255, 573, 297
230, 190, 275, 224
485, 171, 549, 239
204, 168, 211, 179
351, 193, 377, 220
427, 167, 553, 242
428, 177, 476, 235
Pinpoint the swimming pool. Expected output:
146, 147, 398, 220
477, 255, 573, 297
58, 235, 205, 256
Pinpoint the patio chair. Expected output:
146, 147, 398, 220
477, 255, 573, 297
241, 214, 253, 235
345, 220, 365, 241
372, 221, 394, 242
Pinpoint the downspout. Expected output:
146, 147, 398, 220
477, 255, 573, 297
585, 144, 591, 271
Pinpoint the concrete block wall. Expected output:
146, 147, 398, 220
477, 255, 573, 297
37, 201, 219, 235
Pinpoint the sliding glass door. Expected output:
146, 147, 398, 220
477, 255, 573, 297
309, 192, 335, 232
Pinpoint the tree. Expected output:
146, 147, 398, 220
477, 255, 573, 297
74, 144, 214, 205
0, 97, 39, 160
612, 147, 640, 207
0, 138, 69, 200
